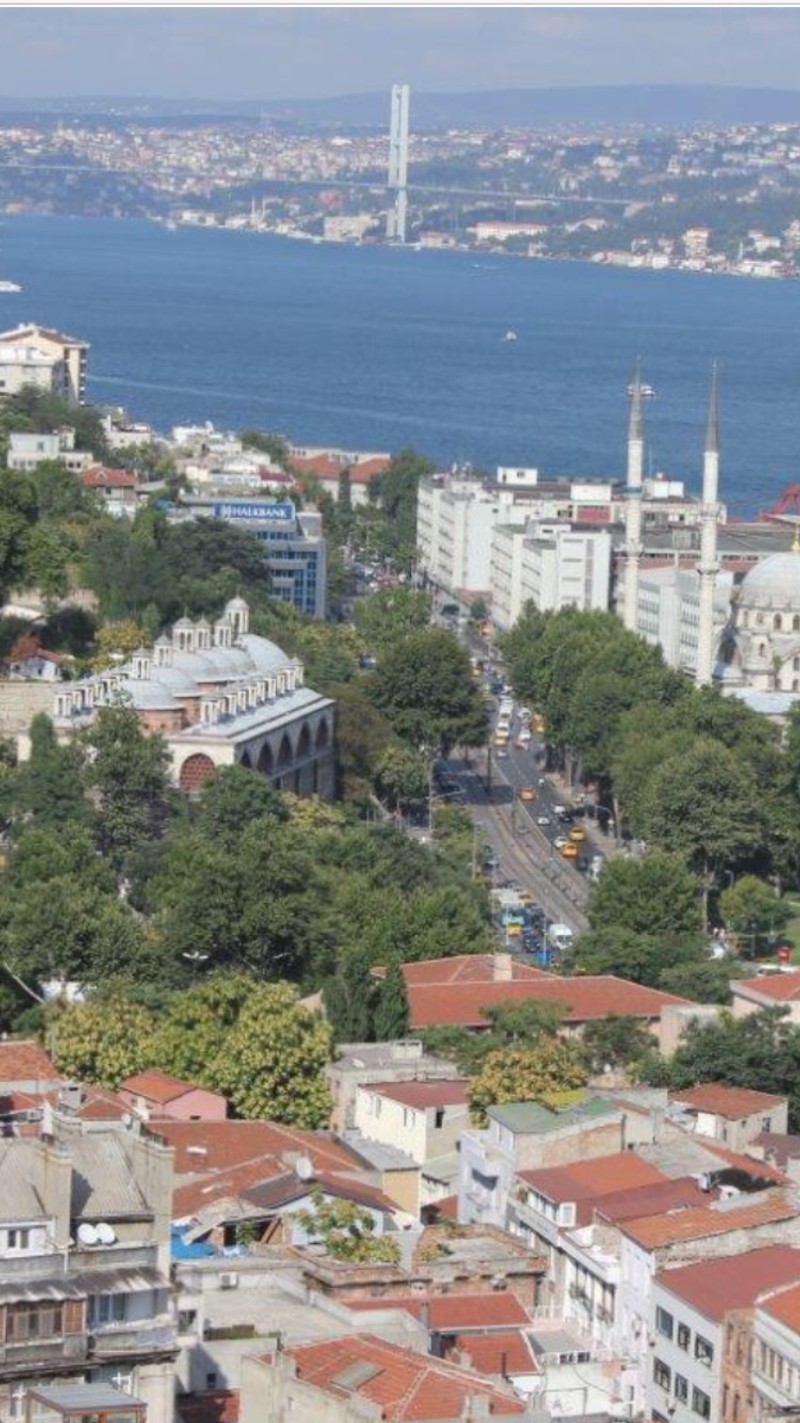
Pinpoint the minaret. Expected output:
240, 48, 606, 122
695, 363, 721, 687
622, 360, 645, 632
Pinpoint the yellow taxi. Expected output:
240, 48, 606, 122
519, 786, 537, 803
569, 826, 587, 843
560, 842, 579, 860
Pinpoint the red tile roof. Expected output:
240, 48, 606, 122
364, 1080, 469, 1110
122, 1070, 217, 1105
274, 1334, 526, 1418
404, 970, 687, 1029
761, 1281, 800, 1333
402, 955, 547, 987
671, 1083, 786, 1118
620, 1190, 798, 1250
450, 1331, 540, 1378
341, 1295, 428, 1322
81, 467, 137, 489
428, 1294, 530, 1331
520, 1151, 665, 1202
593, 1176, 720, 1226
734, 973, 800, 1003
0, 1041, 59, 1084
656, 1246, 800, 1321
150, 1119, 360, 1178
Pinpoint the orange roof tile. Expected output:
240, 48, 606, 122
761, 1280, 800, 1333
403, 955, 547, 987
122, 1070, 218, 1105
276, 1334, 526, 1418
735, 973, 800, 1003
451, 1331, 540, 1377
365, 1080, 469, 1110
672, 1084, 786, 1118
621, 1191, 798, 1250
428, 1294, 530, 1331
656, 1246, 800, 1321
150, 1119, 361, 1178
520, 1152, 665, 1204
405, 972, 687, 1029
0, 1041, 60, 1084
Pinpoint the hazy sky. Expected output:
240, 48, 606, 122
2, 7, 800, 101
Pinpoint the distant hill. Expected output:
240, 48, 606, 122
5, 85, 800, 131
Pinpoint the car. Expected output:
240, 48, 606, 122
496, 748, 509, 759
569, 826, 587, 842
519, 787, 537, 802
519, 890, 536, 906
560, 842, 579, 860
554, 836, 568, 849
536, 814, 551, 826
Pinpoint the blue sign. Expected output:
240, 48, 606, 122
213, 500, 295, 523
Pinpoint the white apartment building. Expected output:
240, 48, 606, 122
7, 430, 94, 475
417, 475, 506, 595
0, 345, 62, 399
491, 521, 613, 630
635, 566, 734, 678
0, 325, 88, 405
752, 1280, 800, 1420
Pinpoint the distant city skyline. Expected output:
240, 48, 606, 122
1, 7, 800, 102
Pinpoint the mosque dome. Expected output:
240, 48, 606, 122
740, 549, 800, 609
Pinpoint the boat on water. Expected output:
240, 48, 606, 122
503, 330, 518, 343
628, 382, 656, 398
0, 280, 21, 293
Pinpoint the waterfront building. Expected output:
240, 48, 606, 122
30, 600, 335, 797
0, 325, 88, 405
7, 431, 93, 476
173, 496, 327, 619
491, 519, 612, 629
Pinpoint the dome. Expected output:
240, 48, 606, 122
740, 551, 800, 608
116, 679, 179, 711
239, 633, 292, 675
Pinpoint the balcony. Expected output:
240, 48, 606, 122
0, 1334, 87, 1370
89, 1316, 176, 1358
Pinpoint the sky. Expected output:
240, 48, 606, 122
2, 7, 800, 102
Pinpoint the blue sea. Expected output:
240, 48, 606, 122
2, 215, 800, 517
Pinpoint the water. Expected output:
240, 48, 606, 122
2, 214, 800, 516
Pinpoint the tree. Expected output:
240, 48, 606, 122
482, 997, 567, 1046
295, 1187, 400, 1263
368, 448, 434, 569
328, 679, 397, 801
23, 523, 70, 605
569, 928, 702, 988
658, 959, 738, 1005
373, 743, 428, 810
194, 764, 287, 851
151, 974, 256, 1083
373, 961, 410, 1040
641, 739, 763, 884
581, 1015, 658, 1074
587, 855, 703, 941
370, 628, 488, 754
85, 703, 171, 866
1, 714, 88, 831
51, 1000, 157, 1087
660, 1008, 800, 1128
353, 587, 431, 656
325, 949, 379, 1044
214, 983, 334, 1126
0, 876, 151, 986
91, 619, 147, 671
720, 875, 790, 951
469, 1042, 588, 1126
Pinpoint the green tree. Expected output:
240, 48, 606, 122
368, 448, 434, 569
1, 714, 88, 832
373, 743, 428, 810
353, 587, 431, 656
152, 974, 254, 1082
469, 1042, 588, 1126
324, 949, 378, 1043
659, 1008, 800, 1127
85, 703, 171, 866
373, 961, 410, 1041
581, 1015, 658, 1074
658, 959, 739, 1005
370, 628, 488, 754
482, 997, 567, 1046
642, 739, 762, 882
587, 855, 703, 941
569, 928, 701, 988
51, 1000, 157, 1087
194, 764, 288, 851
720, 875, 790, 950
214, 982, 334, 1126
295, 1186, 400, 1263
0, 876, 151, 986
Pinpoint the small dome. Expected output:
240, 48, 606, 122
226, 596, 249, 612
172, 616, 195, 631
740, 551, 800, 607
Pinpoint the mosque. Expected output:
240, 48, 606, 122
25, 597, 335, 797
621, 369, 800, 721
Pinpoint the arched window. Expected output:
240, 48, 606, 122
759, 642, 767, 658
775, 614, 783, 632
179, 754, 217, 793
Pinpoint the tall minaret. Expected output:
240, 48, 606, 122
695, 363, 721, 687
622, 360, 645, 632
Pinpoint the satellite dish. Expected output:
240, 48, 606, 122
295, 1155, 314, 1182
77, 1223, 98, 1246
95, 1222, 117, 1245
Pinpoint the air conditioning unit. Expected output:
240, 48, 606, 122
219, 1272, 239, 1290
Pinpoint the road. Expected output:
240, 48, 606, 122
440, 750, 591, 935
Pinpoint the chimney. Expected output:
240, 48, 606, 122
493, 953, 513, 982
34, 1139, 72, 1251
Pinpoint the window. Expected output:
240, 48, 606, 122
678, 1322, 691, 1351
656, 1306, 674, 1340
434, 1108, 445, 1129
7, 1229, 31, 1251
90, 1294, 127, 1326
653, 1359, 671, 1391
675, 1375, 688, 1404
6, 1303, 63, 1341
695, 1334, 714, 1367
693, 1387, 711, 1419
